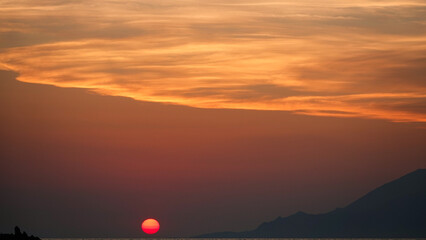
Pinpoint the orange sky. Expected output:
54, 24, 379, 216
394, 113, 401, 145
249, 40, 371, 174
1, 0, 426, 238
1, 70, 426, 237
1, 0, 425, 122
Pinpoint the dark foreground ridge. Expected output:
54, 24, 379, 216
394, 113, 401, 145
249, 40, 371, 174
197, 169, 426, 238
0, 227, 41, 240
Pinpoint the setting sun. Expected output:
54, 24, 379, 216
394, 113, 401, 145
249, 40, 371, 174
141, 219, 160, 234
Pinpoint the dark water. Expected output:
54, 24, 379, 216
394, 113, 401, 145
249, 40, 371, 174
43, 238, 421, 240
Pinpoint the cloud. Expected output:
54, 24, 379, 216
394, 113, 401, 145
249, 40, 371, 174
0, 0, 425, 122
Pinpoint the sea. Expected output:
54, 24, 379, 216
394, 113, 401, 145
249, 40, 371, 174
43, 238, 424, 240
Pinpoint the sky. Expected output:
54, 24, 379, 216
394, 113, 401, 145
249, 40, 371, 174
0, 0, 426, 237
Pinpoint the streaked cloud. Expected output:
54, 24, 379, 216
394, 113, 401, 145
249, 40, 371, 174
1, 0, 425, 122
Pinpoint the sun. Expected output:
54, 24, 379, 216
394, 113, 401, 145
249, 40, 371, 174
141, 218, 160, 234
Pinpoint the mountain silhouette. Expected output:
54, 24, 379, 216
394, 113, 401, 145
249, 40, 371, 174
0, 226, 40, 240
197, 169, 426, 238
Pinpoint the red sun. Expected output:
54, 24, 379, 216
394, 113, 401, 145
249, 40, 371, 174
141, 218, 160, 234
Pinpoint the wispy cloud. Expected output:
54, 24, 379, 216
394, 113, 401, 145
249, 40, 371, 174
1, 0, 425, 122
